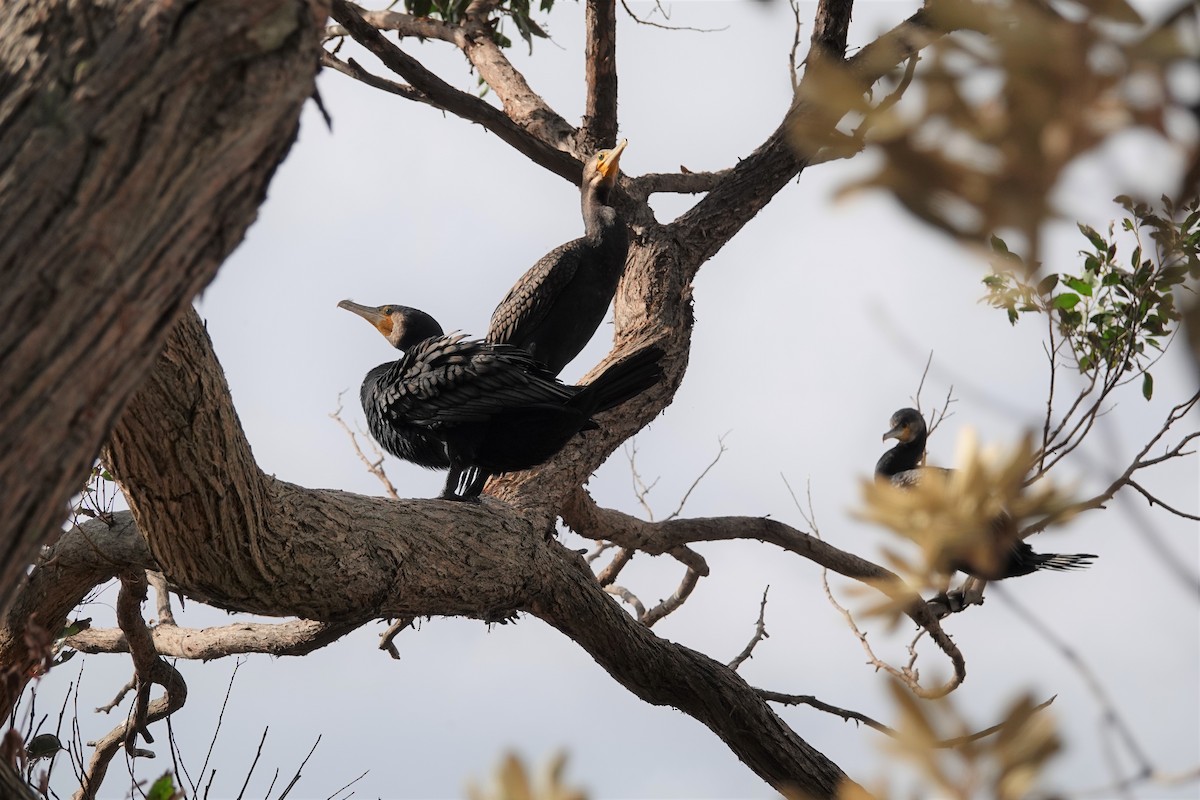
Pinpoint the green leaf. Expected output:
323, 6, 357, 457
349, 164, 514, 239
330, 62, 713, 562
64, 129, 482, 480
1142, 372, 1154, 401
1064, 277, 1093, 297
25, 734, 62, 760
147, 772, 179, 800
1078, 223, 1107, 252
991, 235, 1010, 254
1036, 273, 1059, 294
1053, 293, 1081, 310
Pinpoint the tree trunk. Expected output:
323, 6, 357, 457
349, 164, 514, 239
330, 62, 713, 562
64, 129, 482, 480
0, 0, 329, 614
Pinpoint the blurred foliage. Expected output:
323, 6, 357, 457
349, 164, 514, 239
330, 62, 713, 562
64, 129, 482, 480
983, 195, 1199, 397
796, 0, 1199, 259
146, 772, 184, 800
860, 430, 1075, 598
467, 752, 587, 800
879, 683, 1061, 800
402, 0, 555, 51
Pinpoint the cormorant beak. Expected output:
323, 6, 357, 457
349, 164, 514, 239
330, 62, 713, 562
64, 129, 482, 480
338, 299, 394, 339
882, 423, 908, 443
597, 139, 628, 183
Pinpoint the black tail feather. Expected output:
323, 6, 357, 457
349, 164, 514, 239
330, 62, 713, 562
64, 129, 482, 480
1034, 552, 1098, 572
581, 345, 664, 414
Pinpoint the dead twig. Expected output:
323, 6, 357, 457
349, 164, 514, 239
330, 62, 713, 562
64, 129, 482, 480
728, 586, 770, 670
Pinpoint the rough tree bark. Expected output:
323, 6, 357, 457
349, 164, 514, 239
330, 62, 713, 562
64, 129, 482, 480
0, 0, 330, 613
0, 0, 951, 796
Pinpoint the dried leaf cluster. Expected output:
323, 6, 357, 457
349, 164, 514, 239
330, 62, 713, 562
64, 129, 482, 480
860, 430, 1075, 590
798, 0, 1199, 261
467, 752, 587, 800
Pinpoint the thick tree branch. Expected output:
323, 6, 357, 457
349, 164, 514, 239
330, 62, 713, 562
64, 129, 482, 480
561, 488, 965, 697
461, 3, 578, 148
65, 619, 360, 661
531, 552, 856, 797
0, 514, 155, 717
582, 0, 620, 151
626, 170, 732, 202
329, 0, 579, 182
671, 7, 936, 269
320, 51, 437, 107
0, 0, 329, 617
75, 573, 188, 800
326, 7, 467, 46
94, 307, 855, 796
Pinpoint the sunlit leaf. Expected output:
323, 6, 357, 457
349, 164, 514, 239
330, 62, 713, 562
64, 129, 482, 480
1052, 293, 1080, 310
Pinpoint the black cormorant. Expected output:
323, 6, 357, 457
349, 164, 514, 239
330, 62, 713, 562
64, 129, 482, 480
340, 300, 663, 501
877, 407, 1096, 580
487, 140, 630, 375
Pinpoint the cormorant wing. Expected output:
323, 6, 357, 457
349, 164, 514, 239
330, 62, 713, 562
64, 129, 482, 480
487, 240, 584, 348
374, 335, 577, 428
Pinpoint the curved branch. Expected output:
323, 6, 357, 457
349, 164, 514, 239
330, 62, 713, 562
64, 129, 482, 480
671, 7, 937, 268
531, 553, 856, 796
329, 0, 579, 182
75, 573, 188, 800
0, 514, 155, 717
561, 488, 966, 696
88, 295, 859, 796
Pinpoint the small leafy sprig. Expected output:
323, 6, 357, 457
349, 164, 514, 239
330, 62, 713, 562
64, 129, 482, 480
403, 0, 554, 51
983, 196, 1199, 399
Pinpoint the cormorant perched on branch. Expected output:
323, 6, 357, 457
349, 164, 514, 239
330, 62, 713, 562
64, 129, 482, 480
877, 407, 1096, 580
488, 140, 630, 376
339, 300, 663, 501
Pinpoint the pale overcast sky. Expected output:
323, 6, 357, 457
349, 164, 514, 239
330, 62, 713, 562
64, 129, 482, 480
31, 1, 1199, 798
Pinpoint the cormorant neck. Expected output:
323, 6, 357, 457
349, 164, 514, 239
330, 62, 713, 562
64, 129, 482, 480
875, 436, 926, 478
582, 184, 620, 239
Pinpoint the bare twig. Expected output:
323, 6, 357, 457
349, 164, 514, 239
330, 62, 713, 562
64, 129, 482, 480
564, 484, 967, 697
665, 433, 729, 521
94, 680, 135, 715
320, 52, 436, 110
995, 584, 1155, 781
275, 735, 321, 800
728, 586, 770, 670
783, 476, 964, 698
199, 659, 243, 794
331, 397, 401, 500
789, 0, 804, 94
595, 547, 632, 587
618, 0, 725, 33
641, 567, 701, 628
328, 0, 579, 182
234, 726, 269, 800
759, 689, 1057, 748
604, 585, 646, 619
325, 769, 370, 800
378, 618, 414, 660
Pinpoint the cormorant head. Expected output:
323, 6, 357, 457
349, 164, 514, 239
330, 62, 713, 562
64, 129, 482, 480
882, 407, 926, 444
582, 139, 628, 196
337, 300, 444, 350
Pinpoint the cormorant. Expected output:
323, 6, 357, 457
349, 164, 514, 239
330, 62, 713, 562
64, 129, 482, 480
877, 407, 1096, 580
487, 140, 631, 376
339, 300, 663, 501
